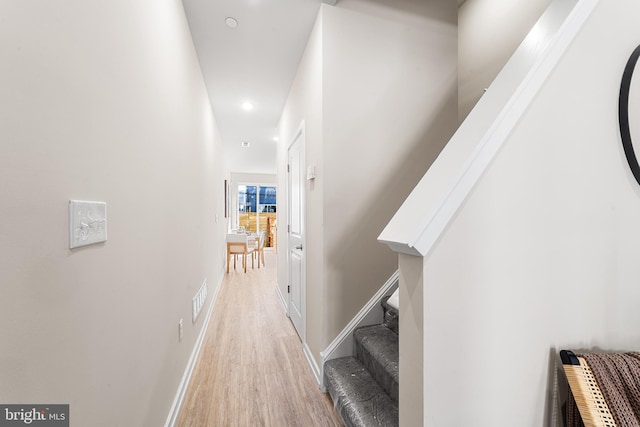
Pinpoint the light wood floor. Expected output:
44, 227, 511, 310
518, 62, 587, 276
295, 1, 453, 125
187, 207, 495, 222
176, 249, 343, 427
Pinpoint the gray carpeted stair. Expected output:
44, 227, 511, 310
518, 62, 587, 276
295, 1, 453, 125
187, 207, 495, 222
324, 295, 399, 427
381, 295, 398, 334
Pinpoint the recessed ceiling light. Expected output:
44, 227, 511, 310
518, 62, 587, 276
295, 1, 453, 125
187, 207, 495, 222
225, 17, 238, 28
242, 102, 254, 111
241, 141, 250, 148
272, 136, 279, 142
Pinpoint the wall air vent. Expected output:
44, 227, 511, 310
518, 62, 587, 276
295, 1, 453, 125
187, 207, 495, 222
192, 279, 208, 323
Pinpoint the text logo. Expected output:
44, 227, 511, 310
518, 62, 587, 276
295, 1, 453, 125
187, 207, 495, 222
0, 405, 68, 426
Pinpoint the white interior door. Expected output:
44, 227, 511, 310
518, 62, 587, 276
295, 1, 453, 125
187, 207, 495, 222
287, 125, 305, 340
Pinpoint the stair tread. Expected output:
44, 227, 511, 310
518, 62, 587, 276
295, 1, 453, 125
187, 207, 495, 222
381, 295, 399, 316
324, 357, 399, 427
354, 324, 399, 384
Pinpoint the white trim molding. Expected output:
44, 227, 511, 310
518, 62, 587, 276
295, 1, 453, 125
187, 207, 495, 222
275, 283, 288, 313
304, 342, 322, 388
378, 0, 594, 258
164, 270, 225, 427
318, 270, 399, 389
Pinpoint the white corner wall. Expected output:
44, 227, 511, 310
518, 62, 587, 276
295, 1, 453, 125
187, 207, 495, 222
322, 0, 457, 358
0, 1, 227, 425
423, 0, 640, 424
278, 1, 457, 373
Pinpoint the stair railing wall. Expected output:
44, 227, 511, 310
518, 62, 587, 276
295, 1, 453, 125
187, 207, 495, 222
378, 0, 587, 257
377, 0, 601, 424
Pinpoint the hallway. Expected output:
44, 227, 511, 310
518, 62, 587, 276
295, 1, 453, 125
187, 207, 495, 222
176, 249, 342, 426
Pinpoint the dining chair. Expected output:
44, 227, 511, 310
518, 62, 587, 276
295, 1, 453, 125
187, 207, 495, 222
252, 231, 266, 268
226, 233, 255, 273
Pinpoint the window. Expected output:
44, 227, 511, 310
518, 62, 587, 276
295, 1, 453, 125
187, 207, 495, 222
237, 185, 277, 246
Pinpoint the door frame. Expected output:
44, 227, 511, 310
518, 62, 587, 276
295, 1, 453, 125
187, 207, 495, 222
287, 121, 306, 341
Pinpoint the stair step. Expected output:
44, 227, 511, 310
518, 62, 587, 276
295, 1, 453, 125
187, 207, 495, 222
354, 324, 399, 402
381, 295, 399, 334
324, 356, 399, 427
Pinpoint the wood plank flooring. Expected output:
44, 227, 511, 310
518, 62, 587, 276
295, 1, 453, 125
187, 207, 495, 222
176, 249, 343, 427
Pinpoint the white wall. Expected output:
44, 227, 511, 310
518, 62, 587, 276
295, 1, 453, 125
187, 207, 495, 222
0, 1, 227, 425
322, 0, 457, 347
459, 0, 550, 120
277, 10, 325, 360
423, 1, 640, 424
278, 1, 457, 376
231, 173, 276, 185
397, 253, 425, 426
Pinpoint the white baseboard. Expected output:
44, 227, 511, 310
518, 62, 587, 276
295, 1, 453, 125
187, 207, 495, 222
164, 270, 224, 427
303, 342, 323, 390
274, 283, 287, 313
319, 270, 399, 389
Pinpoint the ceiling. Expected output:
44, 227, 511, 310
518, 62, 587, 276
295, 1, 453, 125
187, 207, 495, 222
182, 0, 333, 175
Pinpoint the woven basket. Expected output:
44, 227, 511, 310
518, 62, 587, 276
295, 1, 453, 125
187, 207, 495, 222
561, 350, 617, 427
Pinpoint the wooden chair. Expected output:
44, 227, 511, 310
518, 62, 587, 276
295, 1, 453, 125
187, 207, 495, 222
252, 231, 266, 268
226, 233, 255, 273
269, 219, 277, 254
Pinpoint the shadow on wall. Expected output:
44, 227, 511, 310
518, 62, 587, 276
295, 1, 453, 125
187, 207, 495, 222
544, 348, 569, 427
326, 86, 457, 335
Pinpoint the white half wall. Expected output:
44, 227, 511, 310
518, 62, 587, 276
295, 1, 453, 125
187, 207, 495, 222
423, 0, 640, 424
379, 0, 580, 257
0, 1, 227, 425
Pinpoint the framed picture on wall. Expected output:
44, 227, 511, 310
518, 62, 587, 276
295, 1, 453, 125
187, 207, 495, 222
224, 179, 230, 218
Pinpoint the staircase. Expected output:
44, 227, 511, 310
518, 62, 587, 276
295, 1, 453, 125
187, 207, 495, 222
324, 296, 399, 427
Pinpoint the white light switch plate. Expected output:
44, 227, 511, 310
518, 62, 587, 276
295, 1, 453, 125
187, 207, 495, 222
69, 200, 107, 249
306, 164, 316, 181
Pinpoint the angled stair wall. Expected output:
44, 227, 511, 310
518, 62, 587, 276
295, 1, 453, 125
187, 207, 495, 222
379, 0, 582, 257
376, 0, 640, 424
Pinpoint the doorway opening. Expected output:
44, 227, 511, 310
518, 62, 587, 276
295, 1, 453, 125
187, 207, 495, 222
237, 184, 277, 250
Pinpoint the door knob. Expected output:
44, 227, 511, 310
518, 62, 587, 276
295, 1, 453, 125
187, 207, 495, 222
295, 244, 303, 250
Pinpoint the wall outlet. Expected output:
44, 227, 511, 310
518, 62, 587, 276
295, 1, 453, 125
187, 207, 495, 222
178, 318, 184, 342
